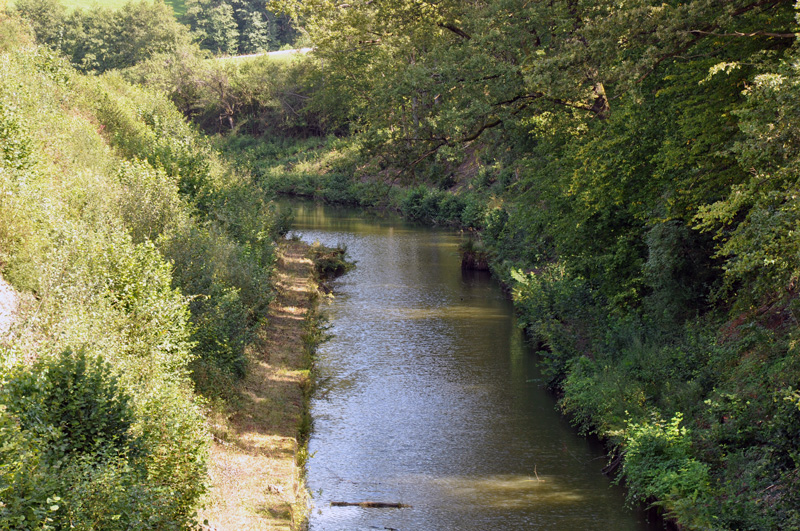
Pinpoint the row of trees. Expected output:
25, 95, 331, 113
14, 0, 189, 72
183, 0, 297, 55
13, 0, 298, 70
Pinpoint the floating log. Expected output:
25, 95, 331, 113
330, 501, 411, 509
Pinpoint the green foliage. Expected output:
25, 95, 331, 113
128, 51, 333, 137
186, 0, 238, 55
193, 0, 800, 522
0, 350, 201, 530
0, 405, 46, 529
621, 413, 713, 528
14, 0, 192, 73
182, 0, 296, 55
643, 221, 717, 323
0, 34, 287, 527
0, 97, 39, 278
395, 186, 486, 227
511, 264, 597, 383
695, 44, 800, 308
2, 350, 139, 461
309, 242, 354, 281
115, 159, 186, 244
9, 0, 64, 45
72, 70, 279, 383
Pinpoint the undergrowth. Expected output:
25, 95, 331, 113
0, 22, 283, 528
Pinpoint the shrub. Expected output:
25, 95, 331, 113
511, 264, 597, 383
309, 242, 354, 281
400, 186, 431, 221
0, 350, 201, 530
459, 194, 486, 229
2, 349, 139, 461
620, 413, 713, 528
115, 159, 187, 243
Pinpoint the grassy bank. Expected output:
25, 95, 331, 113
199, 239, 322, 530
0, 24, 294, 527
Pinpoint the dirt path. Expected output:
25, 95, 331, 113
199, 240, 316, 530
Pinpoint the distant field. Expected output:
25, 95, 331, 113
8, 0, 187, 17
162, 0, 187, 18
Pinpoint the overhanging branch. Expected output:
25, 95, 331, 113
637, 0, 792, 83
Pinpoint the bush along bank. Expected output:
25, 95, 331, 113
505, 264, 800, 528
215, 135, 494, 232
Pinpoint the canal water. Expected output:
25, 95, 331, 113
287, 201, 658, 531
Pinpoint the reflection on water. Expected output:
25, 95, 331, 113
381, 305, 509, 320
284, 201, 659, 531
433, 474, 585, 508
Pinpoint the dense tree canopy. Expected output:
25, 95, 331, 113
183, 0, 297, 54
278, 0, 798, 307
285, 0, 796, 166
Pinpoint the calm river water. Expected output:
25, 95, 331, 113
287, 201, 659, 531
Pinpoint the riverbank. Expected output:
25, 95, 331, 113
219, 133, 800, 528
199, 239, 319, 530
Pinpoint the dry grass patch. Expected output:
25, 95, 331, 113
199, 240, 317, 531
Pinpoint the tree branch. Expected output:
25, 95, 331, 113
461, 118, 503, 143
636, 0, 791, 84
438, 23, 471, 40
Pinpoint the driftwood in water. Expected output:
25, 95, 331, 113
331, 501, 411, 509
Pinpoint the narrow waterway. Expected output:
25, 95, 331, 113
287, 201, 658, 531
